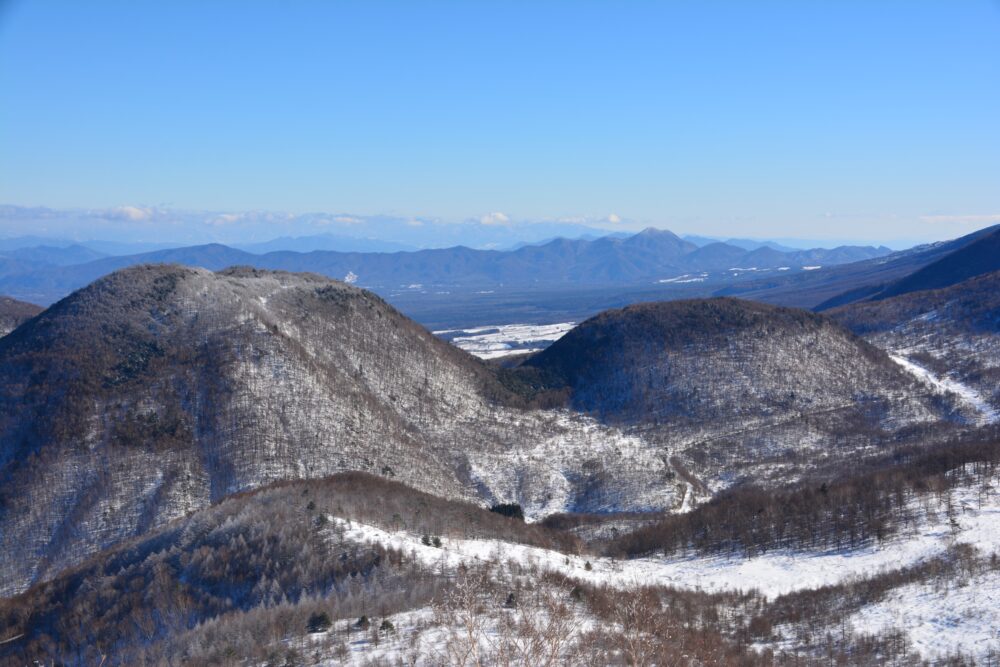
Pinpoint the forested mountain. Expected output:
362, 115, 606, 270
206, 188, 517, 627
0, 265, 973, 599
0, 264, 497, 594
0, 265, 678, 595
834, 270, 1000, 337
529, 299, 919, 424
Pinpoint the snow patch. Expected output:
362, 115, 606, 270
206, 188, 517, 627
890, 353, 999, 424
658, 273, 708, 284
434, 322, 576, 359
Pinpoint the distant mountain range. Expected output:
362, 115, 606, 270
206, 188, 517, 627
0, 227, 892, 306
683, 235, 805, 253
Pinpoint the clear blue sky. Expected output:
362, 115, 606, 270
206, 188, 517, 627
1, 0, 999, 242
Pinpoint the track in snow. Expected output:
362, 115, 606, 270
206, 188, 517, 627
890, 353, 999, 424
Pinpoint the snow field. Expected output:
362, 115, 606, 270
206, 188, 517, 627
319, 474, 1000, 662
328, 477, 1000, 600
433, 322, 576, 359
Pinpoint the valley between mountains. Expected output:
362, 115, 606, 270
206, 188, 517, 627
2, 229, 1000, 664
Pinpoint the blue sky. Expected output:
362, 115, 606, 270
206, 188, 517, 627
1, 0, 999, 243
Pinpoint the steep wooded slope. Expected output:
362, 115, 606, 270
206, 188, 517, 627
0, 270, 975, 598
0, 266, 467, 592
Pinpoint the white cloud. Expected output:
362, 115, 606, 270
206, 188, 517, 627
920, 214, 1000, 225
607, 213, 622, 224
479, 211, 510, 226
108, 205, 153, 221
406, 218, 424, 227
300, 214, 362, 227
208, 212, 244, 225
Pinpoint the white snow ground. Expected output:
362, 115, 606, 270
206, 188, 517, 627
317, 473, 1000, 663
329, 479, 1000, 600
304, 595, 595, 666
657, 273, 708, 284
433, 322, 576, 359
849, 569, 1000, 660
890, 353, 999, 424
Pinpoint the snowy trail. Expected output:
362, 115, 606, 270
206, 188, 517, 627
328, 481, 1000, 599
890, 353, 999, 424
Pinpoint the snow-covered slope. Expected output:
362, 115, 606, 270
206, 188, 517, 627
5, 464, 1000, 664
890, 353, 998, 424
849, 567, 1000, 660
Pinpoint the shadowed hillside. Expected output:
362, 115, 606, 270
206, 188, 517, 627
529, 298, 941, 425
716, 225, 1000, 310
524, 298, 970, 492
